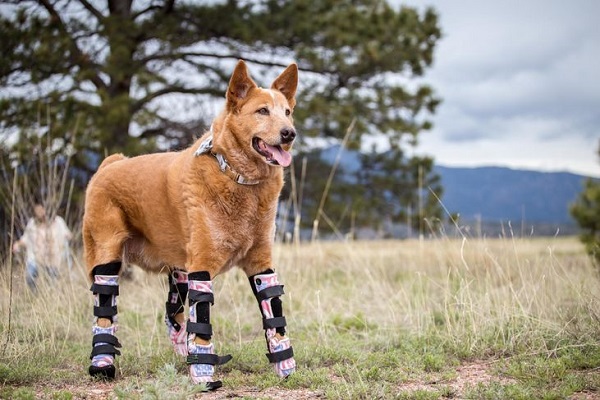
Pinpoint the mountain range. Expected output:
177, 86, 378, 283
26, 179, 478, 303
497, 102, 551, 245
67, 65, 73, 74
434, 165, 591, 225
320, 146, 596, 235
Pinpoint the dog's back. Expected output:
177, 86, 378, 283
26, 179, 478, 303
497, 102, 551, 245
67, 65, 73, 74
83, 149, 194, 273
97, 153, 126, 169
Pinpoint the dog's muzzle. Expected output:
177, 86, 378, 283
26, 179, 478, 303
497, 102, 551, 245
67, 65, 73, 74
252, 136, 293, 167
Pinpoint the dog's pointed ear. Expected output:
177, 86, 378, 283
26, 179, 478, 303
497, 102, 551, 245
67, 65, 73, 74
227, 60, 258, 110
271, 63, 298, 108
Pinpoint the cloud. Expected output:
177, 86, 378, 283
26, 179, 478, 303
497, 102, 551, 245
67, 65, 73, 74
396, 0, 600, 177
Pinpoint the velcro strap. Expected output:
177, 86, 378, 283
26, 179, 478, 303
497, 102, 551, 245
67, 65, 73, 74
186, 322, 212, 336
263, 316, 287, 330
92, 333, 121, 348
90, 344, 121, 359
188, 290, 214, 304
266, 346, 294, 363
90, 283, 119, 296
165, 302, 184, 316
186, 353, 232, 366
256, 285, 284, 301
94, 305, 117, 317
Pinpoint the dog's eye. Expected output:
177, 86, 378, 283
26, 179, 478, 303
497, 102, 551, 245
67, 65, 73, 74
257, 107, 270, 116
285, 109, 291, 116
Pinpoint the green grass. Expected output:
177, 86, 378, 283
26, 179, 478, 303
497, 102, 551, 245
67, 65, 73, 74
1, 237, 599, 399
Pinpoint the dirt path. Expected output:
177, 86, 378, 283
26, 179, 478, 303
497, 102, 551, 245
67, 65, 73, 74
28, 362, 599, 399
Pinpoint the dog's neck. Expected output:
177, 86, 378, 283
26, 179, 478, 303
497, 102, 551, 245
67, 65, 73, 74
194, 133, 260, 185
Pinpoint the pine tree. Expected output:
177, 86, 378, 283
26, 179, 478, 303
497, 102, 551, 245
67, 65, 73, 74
1, 1, 441, 168
570, 141, 600, 268
0, 0, 443, 237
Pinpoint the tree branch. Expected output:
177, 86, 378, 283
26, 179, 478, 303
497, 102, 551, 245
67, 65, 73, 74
132, 5, 161, 20
131, 86, 221, 114
36, 0, 107, 91
138, 50, 335, 76
132, 0, 175, 20
76, 0, 105, 21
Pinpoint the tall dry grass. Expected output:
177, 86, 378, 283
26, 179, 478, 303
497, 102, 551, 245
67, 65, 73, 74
2, 123, 598, 397
1, 235, 598, 379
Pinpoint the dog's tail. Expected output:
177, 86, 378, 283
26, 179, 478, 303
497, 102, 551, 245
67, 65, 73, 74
98, 153, 126, 170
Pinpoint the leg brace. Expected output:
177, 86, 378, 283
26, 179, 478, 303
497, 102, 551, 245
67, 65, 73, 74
250, 269, 296, 378
186, 271, 231, 390
164, 269, 188, 356
89, 261, 122, 379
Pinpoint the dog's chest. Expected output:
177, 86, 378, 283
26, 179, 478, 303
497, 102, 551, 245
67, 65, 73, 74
202, 188, 276, 249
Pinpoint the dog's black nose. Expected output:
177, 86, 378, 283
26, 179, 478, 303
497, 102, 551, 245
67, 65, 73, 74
280, 128, 296, 144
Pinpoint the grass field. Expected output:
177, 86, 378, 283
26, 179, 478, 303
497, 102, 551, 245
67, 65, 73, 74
1, 236, 599, 399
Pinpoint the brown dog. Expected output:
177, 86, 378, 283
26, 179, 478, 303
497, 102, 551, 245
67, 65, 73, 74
83, 60, 298, 389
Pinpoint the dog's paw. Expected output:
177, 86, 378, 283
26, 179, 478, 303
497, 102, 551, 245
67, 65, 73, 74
202, 380, 223, 391
88, 364, 116, 380
269, 336, 296, 378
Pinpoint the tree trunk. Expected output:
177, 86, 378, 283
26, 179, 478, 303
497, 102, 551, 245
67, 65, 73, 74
102, 0, 136, 153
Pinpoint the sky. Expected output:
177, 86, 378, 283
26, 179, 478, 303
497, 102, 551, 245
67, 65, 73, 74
397, 0, 600, 177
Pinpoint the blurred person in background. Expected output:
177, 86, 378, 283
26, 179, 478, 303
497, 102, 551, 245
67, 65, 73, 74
12, 203, 72, 292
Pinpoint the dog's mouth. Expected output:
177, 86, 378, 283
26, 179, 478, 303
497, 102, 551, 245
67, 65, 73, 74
252, 137, 292, 167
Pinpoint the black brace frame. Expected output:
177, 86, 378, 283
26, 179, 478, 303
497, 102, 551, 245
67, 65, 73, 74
185, 271, 233, 370
186, 271, 214, 341
165, 270, 189, 331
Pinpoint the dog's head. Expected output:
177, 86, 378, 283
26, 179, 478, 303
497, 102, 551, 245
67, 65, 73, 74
213, 60, 298, 174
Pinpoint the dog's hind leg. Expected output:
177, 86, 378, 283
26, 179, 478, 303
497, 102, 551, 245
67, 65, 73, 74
83, 201, 129, 379
165, 268, 188, 355
249, 269, 296, 378
88, 261, 122, 379
186, 271, 232, 390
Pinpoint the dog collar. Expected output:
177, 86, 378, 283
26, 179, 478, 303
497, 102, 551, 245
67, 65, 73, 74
194, 134, 260, 186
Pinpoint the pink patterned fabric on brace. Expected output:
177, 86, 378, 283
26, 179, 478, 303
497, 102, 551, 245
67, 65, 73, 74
188, 341, 216, 383
254, 272, 296, 377
165, 315, 188, 356
188, 279, 212, 293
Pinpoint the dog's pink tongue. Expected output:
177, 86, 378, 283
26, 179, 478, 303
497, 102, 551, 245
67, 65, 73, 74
267, 144, 292, 167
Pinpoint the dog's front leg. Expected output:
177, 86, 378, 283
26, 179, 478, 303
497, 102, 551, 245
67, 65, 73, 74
248, 268, 296, 378
186, 270, 232, 390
